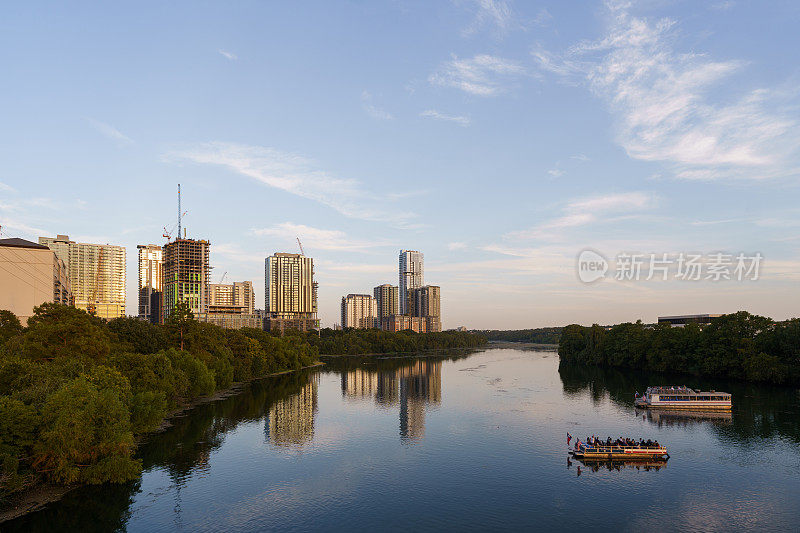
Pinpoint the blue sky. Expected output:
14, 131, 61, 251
1, 1, 799, 328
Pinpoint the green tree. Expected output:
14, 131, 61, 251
0, 309, 24, 346
165, 301, 195, 351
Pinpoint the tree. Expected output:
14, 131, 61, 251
165, 301, 195, 351
0, 309, 24, 346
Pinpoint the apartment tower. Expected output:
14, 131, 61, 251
137, 244, 162, 324
398, 250, 424, 315
341, 294, 378, 329
265, 252, 319, 333
39, 235, 126, 319
373, 284, 399, 324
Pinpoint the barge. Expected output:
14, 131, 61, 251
635, 386, 731, 410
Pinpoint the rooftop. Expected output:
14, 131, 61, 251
0, 238, 49, 250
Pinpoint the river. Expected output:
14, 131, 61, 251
6, 347, 800, 531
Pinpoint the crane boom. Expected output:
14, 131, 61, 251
296, 237, 305, 256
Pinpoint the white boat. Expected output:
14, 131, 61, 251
634, 386, 732, 410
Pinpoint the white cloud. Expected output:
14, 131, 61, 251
218, 49, 237, 60
0, 182, 15, 192
361, 91, 393, 120
165, 142, 417, 225
448, 242, 468, 251
253, 222, 391, 252
86, 118, 134, 145
547, 168, 565, 178
420, 109, 471, 127
509, 191, 657, 240
460, 0, 514, 35
429, 54, 525, 96
532, 3, 800, 181
570, 154, 590, 162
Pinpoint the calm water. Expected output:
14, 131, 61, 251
6, 348, 800, 532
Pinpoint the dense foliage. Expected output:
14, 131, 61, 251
0, 303, 316, 502
558, 312, 800, 384
481, 327, 562, 344
307, 328, 487, 355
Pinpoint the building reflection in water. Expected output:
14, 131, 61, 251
265, 374, 319, 447
341, 360, 442, 443
638, 408, 733, 428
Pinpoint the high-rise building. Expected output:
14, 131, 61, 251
161, 238, 210, 321
383, 315, 427, 333
409, 285, 441, 332
264, 252, 319, 333
373, 284, 399, 322
137, 244, 162, 324
208, 281, 255, 314
0, 238, 72, 322
199, 280, 260, 329
341, 294, 377, 329
39, 235, 126, 319
399, 250, 424, 315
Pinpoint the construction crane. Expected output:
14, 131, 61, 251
296, 237, 305, 256
219, 271, 228, 284
162, 210, 188, 240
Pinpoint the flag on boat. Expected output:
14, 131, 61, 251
567, 432, 572, 445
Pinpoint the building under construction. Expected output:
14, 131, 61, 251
161, 238, 210, 322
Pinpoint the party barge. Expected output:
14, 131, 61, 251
571, 438, 669, 461
634, 386, 732, 410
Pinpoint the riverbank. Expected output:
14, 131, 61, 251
319, 346, 486, 358
487, 341, 559, 350
0, 361, 325, 524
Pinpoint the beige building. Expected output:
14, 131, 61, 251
383, 315, 427, 333
199, 280, 259, 330
409, 285, 441, 332
265, 252, 319, 333
208, 281, 255, 314
162, 238, 210, 321
39, 235, 126, 319
0, 238, 72, 323
374, 284, 399, 322
137, 244, 162, 324
399, 250, 424, 314
341, 293, 377, 329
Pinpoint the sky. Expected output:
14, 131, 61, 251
1, 0, 799, 329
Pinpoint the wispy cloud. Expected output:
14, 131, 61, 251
532, 2, 800, 181
165, 142, 416, 225
86, 118, 134, 145
361, 91, 393, 120
460, 0, 514, 36
448, 241, 468, 251
570, 154, 590, 162
429, 54, 524, 96
547, 168, 565, 178
0, 182, 15, 192
218, 49, 237, 60
420, 109, 471, 127
509, 191, 657, 240
253, 222, 391, 252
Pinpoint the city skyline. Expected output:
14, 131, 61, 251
1, 1, 799, 329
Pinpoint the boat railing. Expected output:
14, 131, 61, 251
578, 444, 665, 453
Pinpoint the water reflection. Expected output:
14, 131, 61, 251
637, 408, 732, 428
266, 375, 319, 447
558, 362, 800, 445
341, 359, 443, 442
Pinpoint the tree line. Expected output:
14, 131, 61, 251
295, 327, 487, 356
558, 311, 800, 385
0, 302, 319, 501
480, 327, 562, 344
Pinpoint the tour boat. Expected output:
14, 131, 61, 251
634, 386, 732, 410
571, 443, 668, 461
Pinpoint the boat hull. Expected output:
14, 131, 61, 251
572, 447, 668, 460
635, 401, 731, 410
